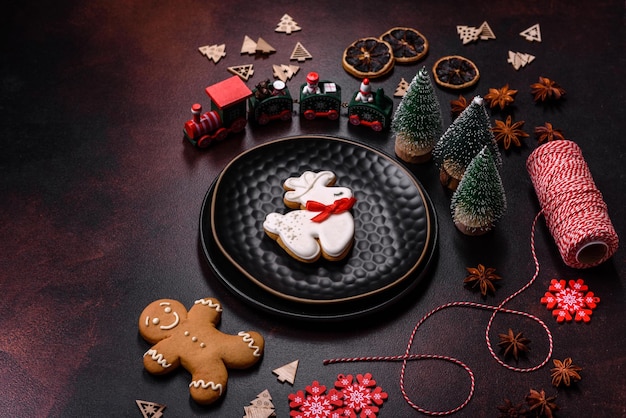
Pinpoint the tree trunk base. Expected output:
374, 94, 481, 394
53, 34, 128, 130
454, 220, 492, 236
394, 135, 433, 164
439, 167, 460, 191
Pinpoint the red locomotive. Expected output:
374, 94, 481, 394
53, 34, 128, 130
183, 76, 252, 148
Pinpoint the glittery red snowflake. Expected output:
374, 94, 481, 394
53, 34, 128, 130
540, 279, 600, 323
289, 374, 388, 418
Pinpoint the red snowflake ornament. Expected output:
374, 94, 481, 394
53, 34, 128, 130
288, 381, 342, 418
289, 374, 387, 418
541, 279, 600, 323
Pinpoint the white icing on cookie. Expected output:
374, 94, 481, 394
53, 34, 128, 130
189, 380, 223, 395
263, 170, 355, 261
238, 331, 263, 357
144, 349, 172, 368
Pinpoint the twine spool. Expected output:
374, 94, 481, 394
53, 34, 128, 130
526, 140, 618, 268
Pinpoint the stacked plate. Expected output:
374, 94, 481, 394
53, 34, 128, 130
200, 135, 437, 320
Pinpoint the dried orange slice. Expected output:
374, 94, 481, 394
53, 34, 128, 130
432, 55, 480, 90
342, 37, 394, 79
380, 27, 429, 64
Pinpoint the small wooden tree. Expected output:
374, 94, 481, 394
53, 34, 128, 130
432, 96, 501, 190
392, 67, 443, 163
451, 146, 506, 235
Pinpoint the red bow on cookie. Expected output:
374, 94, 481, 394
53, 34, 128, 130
306, 197, 357, 223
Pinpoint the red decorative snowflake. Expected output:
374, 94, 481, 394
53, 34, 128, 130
334, 373, 388, 417
541, 279, 600, 323
289, 380, 342, 418
289, 374, 387, 418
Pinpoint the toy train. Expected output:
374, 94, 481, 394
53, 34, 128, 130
183, 72, 394, 148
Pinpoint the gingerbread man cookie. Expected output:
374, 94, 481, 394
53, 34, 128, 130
138, 297, 264, 405
263, 170, 356, 263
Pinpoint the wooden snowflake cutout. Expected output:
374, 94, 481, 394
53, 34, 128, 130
198, 44, 226, 64
273, 359, 299, 384
520, 23, 542, 42
227, 64, 254, 81
394, 78, 409, 97
541, 278, 600, 323
272, 64, 299, 82
275, 13, 301, 34
290, 42, 313, 62
507, 51, 535, 70
135, 400, 166, 418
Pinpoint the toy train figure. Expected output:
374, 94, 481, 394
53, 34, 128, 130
183, 75, 252, 148
299, 72, 342, 120
347, 78, 394, 131
248, 79, 294, 125
183, 73, 394, 148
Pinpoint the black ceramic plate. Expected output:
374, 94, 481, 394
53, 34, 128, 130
200, 135, 437, 319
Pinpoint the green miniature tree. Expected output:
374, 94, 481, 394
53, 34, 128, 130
451, 146, 506, 235
432, 96, 501, 190
392, 67, 443, 163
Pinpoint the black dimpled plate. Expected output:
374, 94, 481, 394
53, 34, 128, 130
200, 135, 437, 319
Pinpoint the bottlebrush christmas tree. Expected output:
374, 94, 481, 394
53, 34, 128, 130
392, 67, 443, 163
451, 146, 506, 235
432, 96, 501, 190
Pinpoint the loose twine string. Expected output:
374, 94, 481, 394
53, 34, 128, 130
324, 140, 618, 415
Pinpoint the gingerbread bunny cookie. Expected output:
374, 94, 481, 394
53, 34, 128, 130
138, 297, 264, 405
263, 170, 357, 262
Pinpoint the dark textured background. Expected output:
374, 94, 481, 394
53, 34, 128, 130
1, 1, 624, 416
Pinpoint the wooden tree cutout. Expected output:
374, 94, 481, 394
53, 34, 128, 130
255, 37, 276, 54
135, 400, 166, 418
507, 51, 535, 70
272, 64, 299, 82
394, 78, 410, 97
457, 25, 481, 44
275, 14, 302, 34
290, 42, 313, 62
241, 35, 257, 54
272, 359, 299, 384
228, 64, 255, 80
198, 44, 226, 63
478, 21, 496, 40
520, 24, 542, 42
243, 390, 276, 418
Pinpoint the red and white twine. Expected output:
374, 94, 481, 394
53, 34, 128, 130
324, 140, 618, 415
526, 139, 618, 269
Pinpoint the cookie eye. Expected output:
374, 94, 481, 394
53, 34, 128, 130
334, 191, 344, 197
164, 307, 172, 313
152, 317, 160, 325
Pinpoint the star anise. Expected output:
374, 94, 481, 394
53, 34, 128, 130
525, 389, 558, 418
497, 328, 530, 360
531, 76, 566, 102
450, 94, 468, 119
497, 398, 528, 418
534, 122, 566, 144
464, 264, 501, 296
484, 84, 518, 110
550, 357, 582, 387
492, 116, 529, 150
